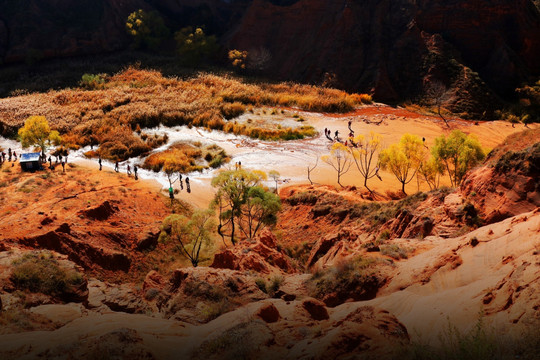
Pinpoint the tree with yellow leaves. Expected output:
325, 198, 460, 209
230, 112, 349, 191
322, 142, 353, 188
379, 134, 425, 195
348, 131, 383, 191
175, 27, 218, 65
126, 9, 169, 50
228, 49, 248, 70
18, 116, 61, 157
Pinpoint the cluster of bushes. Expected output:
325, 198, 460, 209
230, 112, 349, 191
143, 141, 230, 173
307, 256, 384, 306
10, 252, 85, 300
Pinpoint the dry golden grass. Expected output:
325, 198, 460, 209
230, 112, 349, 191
0, 67, 370, 131
143, 141, 230, 173
0, 67, 370, 158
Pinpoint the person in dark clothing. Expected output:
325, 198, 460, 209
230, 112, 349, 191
186, 177, 191, 193
134, 165, 138, 180
114, 161, 119, 172
48, 156, 52, 168
127, 164, 131, 176
12, 151, 16, 161
61, 161, 65, 172
179, 174, 183, 190
98, 157, 102, 171
8, 148, 11, 162
325, 129, 333, 142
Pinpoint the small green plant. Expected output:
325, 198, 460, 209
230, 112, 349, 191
255, 278, 267, 293
380, 244, 409, 260
80, 73, 106, 90
267, 275, 283, 297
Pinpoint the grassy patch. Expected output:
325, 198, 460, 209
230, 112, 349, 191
143, 141, 230, 173
307, 256, 385, 305
380, 244, 410, 260
10, 251, 85, 299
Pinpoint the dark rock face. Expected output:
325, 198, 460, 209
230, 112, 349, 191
229, 0, 540, 107
0, 0, 538, 105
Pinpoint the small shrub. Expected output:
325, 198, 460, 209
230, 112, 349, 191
380, 244, 409, 260
200, 299, 233, 322
10, 252, 84, 298
307, 256, 383, 305
255, 278, 267, 293
267, 275, 283, 297
79, 73, 106, 90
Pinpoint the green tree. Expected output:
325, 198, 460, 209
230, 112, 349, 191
126, 9, 169, 50
18, 116, 61, 157
170, 209, 215, 267
211, 169, 279, 245
268, 170, 280, 193
432, 130, 485, 187
379, 134, 425, 195
418, 156, 445, 191
348, 131, 383, 191
239, 186, 281, 240
175, 27, 218, 66
322, 142, 352, 188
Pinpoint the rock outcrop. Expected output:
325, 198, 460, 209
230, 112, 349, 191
460, 132, 540, 224
0, 0, 538, 106
211, 229, 295, 274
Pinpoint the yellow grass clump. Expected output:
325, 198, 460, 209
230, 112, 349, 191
143, 141, 230, 173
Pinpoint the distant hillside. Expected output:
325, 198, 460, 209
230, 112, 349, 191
0, 0, 539, 109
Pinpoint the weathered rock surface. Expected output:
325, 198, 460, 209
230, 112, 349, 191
460, 130, 540, 224
211, 229, 295, 274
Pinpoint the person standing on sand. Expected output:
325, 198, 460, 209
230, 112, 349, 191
186, 177, 191, 193
8, 148, 11, 162
134, 165, 138, 180
61, 161, 65, 172
48, 156, 52, 168
114, 161, 119, 172
98, 157, 102, 171
127, 164, 131, 176
179, 174, 183, 190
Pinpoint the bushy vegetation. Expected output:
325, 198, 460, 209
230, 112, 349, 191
143, 141, 229, 173
212, 169, 281, 245
2, 67, 369, 159
10, 252, 84, 299
307, 256, 384, 305
126, 10, 169, 50
175, 27, 218, 66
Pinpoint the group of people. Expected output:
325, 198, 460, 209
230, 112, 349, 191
0, 148, 17, 167
46, 152, 67, 172
98, 156, 192, 194
324, 120, 359, 148
100, 158, 139, 180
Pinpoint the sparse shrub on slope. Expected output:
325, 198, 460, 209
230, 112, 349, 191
10, 251, 85, 301
307, 256, 385, 306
